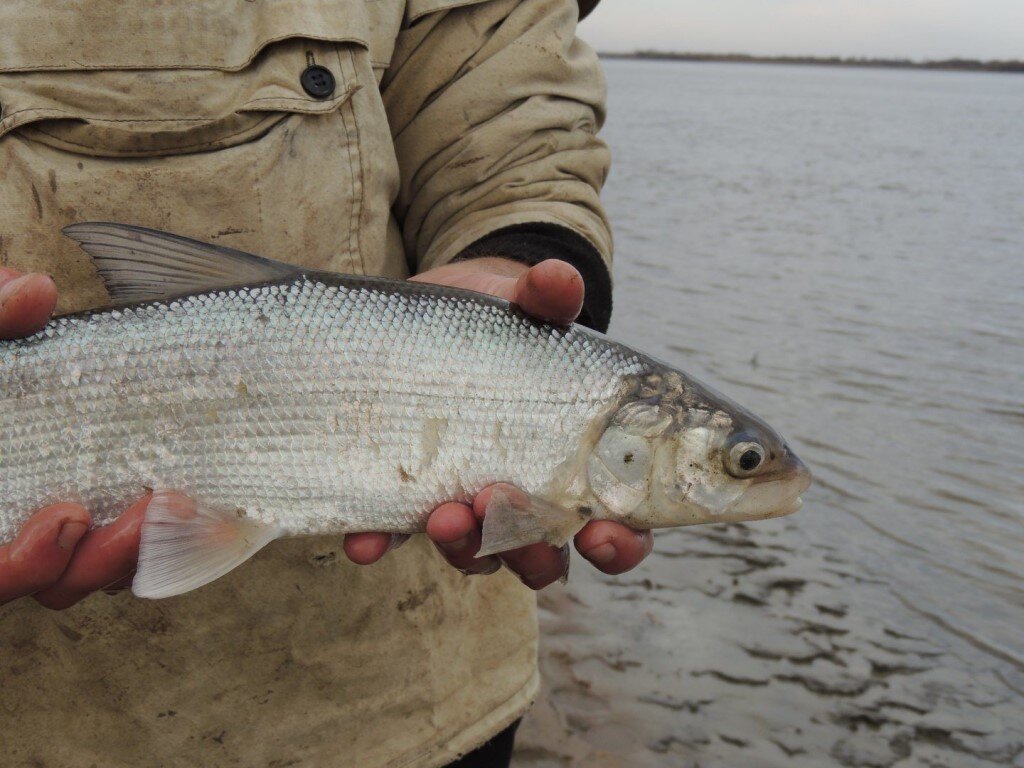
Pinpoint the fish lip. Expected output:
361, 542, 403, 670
778, 494, 805, 517
760, 451, 812, 486
725, 458, 812, 520
755, 452, 812, 494
792, 458, 813, 495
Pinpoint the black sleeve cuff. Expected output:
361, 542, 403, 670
455, 223, 613, 332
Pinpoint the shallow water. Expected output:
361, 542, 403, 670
518, 60, 1024, 767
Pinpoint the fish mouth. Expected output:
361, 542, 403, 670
724, 457, 812, 521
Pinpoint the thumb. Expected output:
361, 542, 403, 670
513, 260, 584, 325
0, 270, 59, 340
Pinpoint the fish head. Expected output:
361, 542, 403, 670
586, 370, 811, 529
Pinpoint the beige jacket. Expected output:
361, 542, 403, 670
0, 1, 611, 767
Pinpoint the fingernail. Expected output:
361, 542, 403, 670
463, 559, 501, 577
639, 531, 655, 556
440, 535, 471, 555
57, 521, 88, 551
584, 542, 616, 564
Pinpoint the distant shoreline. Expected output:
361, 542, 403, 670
599, 51, 1024, 74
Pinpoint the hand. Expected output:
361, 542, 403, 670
344, 257, 655, 589
0, 269, 144, 610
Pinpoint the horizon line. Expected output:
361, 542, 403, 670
599, 50, 1024, 74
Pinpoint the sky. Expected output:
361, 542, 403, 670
579, 0, 1024, 61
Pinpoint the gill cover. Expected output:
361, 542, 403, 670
588, 400, 673, 516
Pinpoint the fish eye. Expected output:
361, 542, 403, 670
726, 439, 765, 477
739, 450, 761, 471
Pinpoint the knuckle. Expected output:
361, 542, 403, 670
12, 571, 62, 599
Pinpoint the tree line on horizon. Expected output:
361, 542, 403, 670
600, 51, 1024, 74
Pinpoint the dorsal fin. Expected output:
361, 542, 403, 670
62, 222, 302, 304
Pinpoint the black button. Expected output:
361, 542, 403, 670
300, 65, 336, 99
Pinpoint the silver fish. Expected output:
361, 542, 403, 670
0, 223, 811, 598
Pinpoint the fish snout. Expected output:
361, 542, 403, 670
727, 443, 812, 520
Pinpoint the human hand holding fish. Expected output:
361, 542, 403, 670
0, 254, 652, 608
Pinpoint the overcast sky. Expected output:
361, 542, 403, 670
580, 0, 1024, 60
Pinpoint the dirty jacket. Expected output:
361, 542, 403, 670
0, 1, 612, 767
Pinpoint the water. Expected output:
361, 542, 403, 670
518, 61, 1024, 767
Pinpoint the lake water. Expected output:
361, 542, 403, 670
518, 60, 1024, 767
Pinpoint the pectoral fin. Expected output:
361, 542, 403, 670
477, 489, 588, 558
133, 491, 282, 599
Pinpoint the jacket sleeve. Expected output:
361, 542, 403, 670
381, 0, 613, 327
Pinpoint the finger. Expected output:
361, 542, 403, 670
426, 502, 500, 575
0, 272, 58, 340
513, 260, 584, 325
33, 496, 149, 610
574, 521, 654, 576
0, 503, 90, 605
498, 542, 568, 591
408, 257, 526, 298
343, 532, 394, 566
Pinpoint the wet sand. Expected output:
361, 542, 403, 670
515, 519, 1024, 767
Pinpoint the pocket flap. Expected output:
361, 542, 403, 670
0, 0, 383, 71
0, 37, 364, 156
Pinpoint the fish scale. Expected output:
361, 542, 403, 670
0, 276, 644, 544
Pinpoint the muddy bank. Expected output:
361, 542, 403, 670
515, 519, 1024, 767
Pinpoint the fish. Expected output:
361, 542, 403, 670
0, 223, 812, 599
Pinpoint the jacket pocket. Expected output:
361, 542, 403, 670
0, 0, 406, 156
0, 1, 404, 286
1, 40, 369, 157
